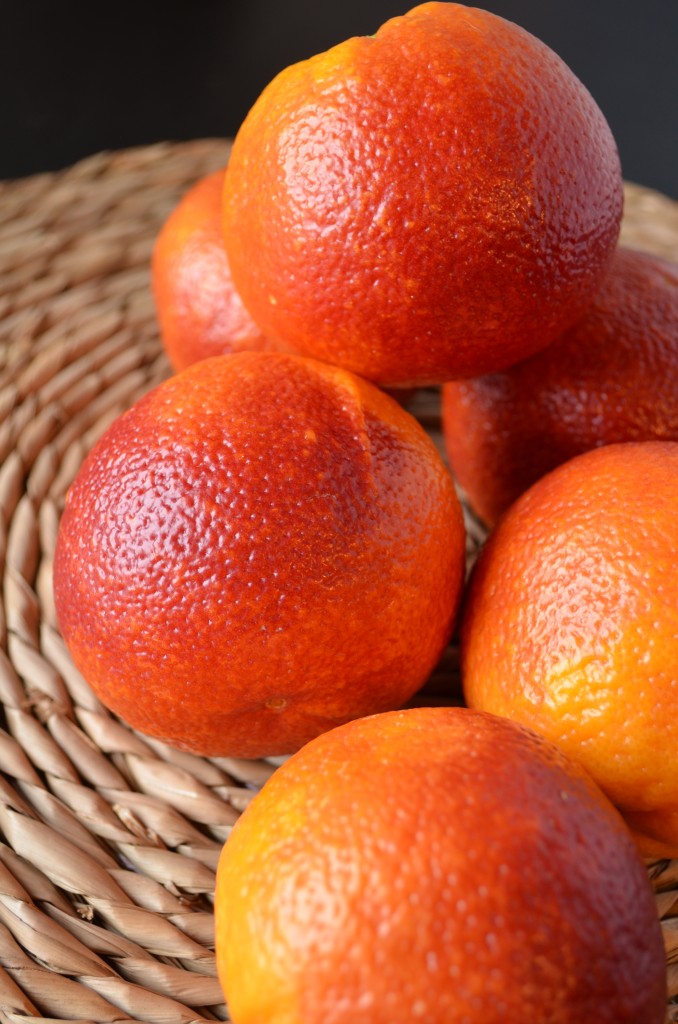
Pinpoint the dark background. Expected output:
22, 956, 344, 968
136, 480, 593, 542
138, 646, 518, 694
2, 0, 677, 198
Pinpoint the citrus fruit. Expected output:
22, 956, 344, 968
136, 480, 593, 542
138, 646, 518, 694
52, 351, 466, 759
222, 2, 623, 387
442, 246, 678, 525
215, 705, 666, 1024
151, 167, 268, 371
461, 440, 678, 858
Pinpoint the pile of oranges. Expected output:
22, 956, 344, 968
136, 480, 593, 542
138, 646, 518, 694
53, 4, 677, 1022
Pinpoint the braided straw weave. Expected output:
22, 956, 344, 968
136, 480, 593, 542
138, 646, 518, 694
0, 138, 677, 1022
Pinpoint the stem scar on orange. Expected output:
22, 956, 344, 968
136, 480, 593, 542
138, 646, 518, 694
53, 351, 466, 758
223, 2, 623, 386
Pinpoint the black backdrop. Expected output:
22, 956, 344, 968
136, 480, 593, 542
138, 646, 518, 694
2, 0, 677, 198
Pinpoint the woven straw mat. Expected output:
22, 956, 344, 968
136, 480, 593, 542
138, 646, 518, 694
0, 137, 677, 1023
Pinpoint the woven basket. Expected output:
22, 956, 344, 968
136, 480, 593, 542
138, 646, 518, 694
1, 138, 677, 1023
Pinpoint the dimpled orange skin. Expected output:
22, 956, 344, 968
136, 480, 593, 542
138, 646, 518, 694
461, 441, 678, 858
215, 706, 666, 1024
52, 351, 466, 758
442, 247, 678, 526
222, 2, 623, 387
151, 168, 268, 372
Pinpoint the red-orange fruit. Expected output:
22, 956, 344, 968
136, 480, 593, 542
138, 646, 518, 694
442, 246, 678, 525
461, 441, 678, 858
53, 351, 466, 758
223, 2, 623, 386
151, 168, 268, 371
215, 706, 666, 1024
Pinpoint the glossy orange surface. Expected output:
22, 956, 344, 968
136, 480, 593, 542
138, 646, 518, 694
215, 706, 666, 1023
461, 441, 678, 857
53, 351, 466, 758
223, 2, 622, 386
442, 247, 678, 525
151, 168, 268, 371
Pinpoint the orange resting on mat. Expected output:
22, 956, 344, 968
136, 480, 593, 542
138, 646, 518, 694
151, 167, 268, 371
53, 351, 466, 758
215, 706, 666, 1024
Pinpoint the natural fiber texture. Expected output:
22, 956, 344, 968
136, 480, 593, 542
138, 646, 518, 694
0, 138, 677, 1022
